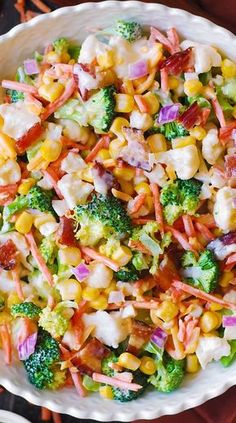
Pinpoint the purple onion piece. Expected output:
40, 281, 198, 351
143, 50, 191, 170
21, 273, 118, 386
129, 60, 148, 80
17, 332, 37, 361
158, 104, 180, 124
151, 327, 168, 349
72, 263, 90, 281
24, 59, 39, 75
222, 315, 236, 327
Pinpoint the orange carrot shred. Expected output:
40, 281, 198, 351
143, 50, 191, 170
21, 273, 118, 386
194, 221, 215, 242
134, 95, 149, 113
70, 369, 87, 397
25, 231, 54, 286
128, 239, 152, 255
12, 267, 24, 301
150, 183, 164, 235
30, 0, 51, 13
92, 373, 142, 391
129, 193, 146, 215
81, 246, 120, 272
85, 135, 110, 163
41, 407, 52, 421
182, 215, 196, 238
42, 168, 64, 199
0, 324, 12, 365
52, 412, 62, 423
165, 225, 195, 252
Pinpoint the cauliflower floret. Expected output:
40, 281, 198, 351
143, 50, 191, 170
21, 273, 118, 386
57, 173, 93, 209
46, 122, 62, 141
129, 110, 152, 131
0, 159, 21, 186
144, 164, 168, 187
39, 306, 68, 338
61, 152, 86, 174
85, 262, 113, 288
83, 311, 131, 348
0, 102, 40, 140
213, 187, 236, 232
202, 128, 223, 165
180, 40, 222, 74
59, 119, 90, 144
79, 34, 110, 64
52, 199, 69, 217
196, 336, 230, 369
223, 290, 236, 305
157, 145, 200, 180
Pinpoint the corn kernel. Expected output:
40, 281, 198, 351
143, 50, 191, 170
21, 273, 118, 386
61, 52, 70, 63
34, 213, 55, 228
111, 188, 132, 202
111, 246, 132, 267
168, 76, 180, 90
46, 51, 60, 64
122, 80, 134, 95
119, 180, 135, 196
165, 164, 176, 181
40, 139, 62, 162
38, 82, 64, 102
118, 352, 141, 371
184, 79, 203, 97
200, 311, 219, 333
140, 356, 156, 375
134, 182, 151, 195
219, 271, 234, 287
201, 86, 215, 100
18, 178, 35, 195
97, 51, 114, 70
0, 311, 12, 325
144, 195, 154, 213
155, 300, 179, 322
142, 92, 160, 114
99, 386, 113, 400
147, 134, 167, 153
15, 211, 34, 234
110, 118, 130, 141
115, 94, 134, 113
148, 43, 163, 68
109, 138, 127, 159
221, 58, 236, 79
42, 74, 54, 85
57, 278, 82, 302
7, 293, 21, 309
90, 294, 108, 311
79, 165, 94, 183
113, 167, 135, 181
172, 136, 196, 149
82, 287, 100, 301
189, 126, 206, 141
58, 247, 82, 267
97, 148, 111, 161
186, 354, 199, 373
0, 133, 16, 159
209, 295, 224, 311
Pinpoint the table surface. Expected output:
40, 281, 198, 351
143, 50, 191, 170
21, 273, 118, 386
0, 1, 236, 422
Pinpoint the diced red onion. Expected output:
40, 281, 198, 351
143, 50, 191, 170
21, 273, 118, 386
24, 59, 39, 75
129, 60, 148, 80
17, 332, 37, 361
108, 291, 125, 304
158, 104, 180, 124
72, 262, 90, 281
151, 327, 168, 348
222, 315, 236, 327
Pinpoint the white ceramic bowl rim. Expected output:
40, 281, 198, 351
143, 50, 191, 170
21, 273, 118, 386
0, 410, 31, 423
0, 2, 236, 421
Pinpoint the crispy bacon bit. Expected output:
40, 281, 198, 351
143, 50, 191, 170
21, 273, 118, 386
150, 27, 180, 54
92, 162, 119, 195
57, 216, 79, 247
219, 121, 236, 145
15, 123, 43, 154
0, 240, 17, 271
127, 320, 153, 355
225, 154, 236, 178
71, 338, 110, 376
160, 48, 193, 76
178, 101, 202, 129
120, 127, 151, 171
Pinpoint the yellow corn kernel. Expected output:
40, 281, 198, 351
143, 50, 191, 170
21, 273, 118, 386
142, 92, 160, 115
90, 294, 108, 311
15, 211, 34, 234
0, 116, 4, 129
201, 86, 215, 100
103, 159, 116, 169
97, 148, 111, 161
68, 59, 76, 65
111, 188, 132, 202
97, 51, 114, 70
109, 138, 127, 159
99, 386, 113, 400
61, 52, 70, 63
82, 287, 100, 301
0, 311, 12, 325
184, 79, 203, 97
144, 195, 154, 213
112, 246, 132, 267
209, 294, 224, 311
122, 80, 134, 95
110, 118, 129, 141
200, 311, 219, 333
27, 152, 47, 172
115, 94, 135, 113
40, 139, 62, 162
57, 278, 82, 302
190, 126, 206, 141
147, 134, 167, 153
100, 69, 117, 87
166, 165, 176, 181
104, 280, 117, 295
42, 74, 54, 85
135, 70, 156, 95
18, 178, 35, 195
140, 356, 156, 375
0, 133, 16, 159
118, 352, 141, 371
148, 43, 163, 68
34, 213, 55, 228
119, 180, 135, 196
134, 182, 151, 195
58, 247, 82, 267
7, 293, 21, 309
156, 300, 179, 322
219, 271, 234, 288
38, 82, 64, 102
168, 76, 180, 90
186, 354, 199, 373
79, 165, 94, 183
46, 51, 60, 64
113, 167, 135, 181
172, 136, 196, 149
221, 58, 236, 79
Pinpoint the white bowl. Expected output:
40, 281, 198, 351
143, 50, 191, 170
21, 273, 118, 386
0, 410, 31, 423
0, 1, 236, 421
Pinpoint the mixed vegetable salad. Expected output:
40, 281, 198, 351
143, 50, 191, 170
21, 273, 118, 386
0, 20, 236, 402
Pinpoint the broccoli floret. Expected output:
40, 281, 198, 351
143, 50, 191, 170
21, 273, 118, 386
181, 249, 219, 293
23, 329, 60, 390
101, 351, 118, 376
39, 236, 57, 265
221, 340, 236, 367
160, 178, 202, 224
149, 353, 185, 393
7, 89, 24, 103
86, 85, 116, 132
159, 122, 188, 141
47, 369, 67, 390
38, 306, 68, 338
53, 37, 70, 56
11, 302, 41, 319
115, 262, 140, 282
68, 44, 81, 61
188, 95, 211, 109
222, 78, 236, 103
132, 251, 149, 272
74, 194, 132, 245
115, 20, 142, 42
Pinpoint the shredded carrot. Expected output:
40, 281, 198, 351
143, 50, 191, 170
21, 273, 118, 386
41, 407, 52, 421
81, 246, 120, 272
85, 135, 110, 163
25, 10, 40, 21
14, 2, 26, 23
134, 95, 149, 113
0, 324, 12, 365
192, 214, 216, 229
212, 98, 226, 128
170, 325, 186, 360
108, 299, 160, 310
129, 193, 146, 215
182, 215, 196, 238
12, 267, 24, 301
92, 373, 142, 391
70, 369, 87, 397
165, 225, 195, 252
150, 27, 175, 54
30, 0, 51, 13
128, 239, 152, 255
41, 78, 76, 121
61, 136, 88, 150
160, 68, 169, 93
166, 28, 180, 52
132, 218, 156, 225
52, 412, 62, 423
25, 231, 54, 286
224, 253, 236, 271
194, 221, 215, 242
150, 183, 164, 235
1, 80, 38, 96
42, 168, 64, 199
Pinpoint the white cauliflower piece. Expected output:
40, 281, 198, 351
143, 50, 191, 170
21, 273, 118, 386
61, 152, 86, 174
144, 164, 167, 187
196, 336, 230, 369
202, 128, 223, 165
0, 159, 21, 185
79, 34, 110, 64
85, 262, 113, 288
38, 222, 59, 236
83, 311, 131, 348
224, 325, 236, 341
223, 290, 236, 305
46, 122, 62, 141
129, 110, 152, 131
0, 102, 40, 140
157, 145, 200, 179
57, 173, 93, 209
52, 199, 69, 217
180, 40, 222, 74
59, 119, 90, 144
213, 187, 236, 232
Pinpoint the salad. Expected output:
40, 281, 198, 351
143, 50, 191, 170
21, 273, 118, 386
0, 19, 236, 402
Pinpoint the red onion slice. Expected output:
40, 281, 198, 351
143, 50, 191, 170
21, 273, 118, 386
24, 59, 39, 75
72, 262, 90, 281
129, 60, 148, 80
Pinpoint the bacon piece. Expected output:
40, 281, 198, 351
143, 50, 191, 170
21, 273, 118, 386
57, 216, 79, 247
219, 121, 236, 145
15, 123, 43, 154
120, 127, 151, 171
160, 48, 193, 76
71, 338, 110, 376
225, 154, 236, 178
178, 101, 202, 130
92, 373, 142, 392
150, 27, 179, 54
0, 240, 17, 271
127, 320, 153, 354
1, 80, 38, 96
200, 108, 211, 126
70, 370, 87, 397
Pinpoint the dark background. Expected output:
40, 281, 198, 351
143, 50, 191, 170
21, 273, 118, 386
0, 1, 236, 422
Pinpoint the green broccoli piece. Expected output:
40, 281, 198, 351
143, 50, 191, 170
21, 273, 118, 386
16, 66, 34, 85
38, 306, 68, 338
11, 302, 41, 319
23, 329, 60, 390
181, 249, 219, 293
132, 251, 149, 272
39, 236, 57, 265
53, 37, 70, 56
101, 351, 118, 376
74, 194, 132, 245
68, 44, 81, 61
86, 85, 116, 132
188, 95, 211, 109
159, 122, 188, 141
115, 20, 143, 42
160, 178, 202, 224
222, 78, 236, 102
131, 222, 162, 256
34, 51, 43, 63
47, 369, 67, 390
221, 340, 236, 367
149, 352, 185, 393
7, 89, 24, 103
115, 262, 140, 282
